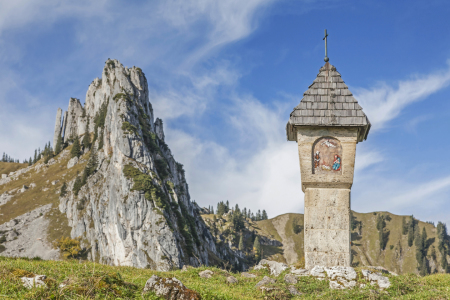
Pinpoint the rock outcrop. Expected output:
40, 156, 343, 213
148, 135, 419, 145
55, 59, 238, 271
53, 108, 63, 148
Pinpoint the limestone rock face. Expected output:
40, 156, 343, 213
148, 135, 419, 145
57, 59, 233, 271
53, 108, 63, 147
63, 98, 85, 143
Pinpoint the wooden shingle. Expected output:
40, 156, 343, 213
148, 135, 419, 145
286, 62, 371, 142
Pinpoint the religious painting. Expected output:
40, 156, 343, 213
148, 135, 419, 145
312, 137, 342, 174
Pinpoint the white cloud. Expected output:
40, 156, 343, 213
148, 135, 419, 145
354, 62, 450, 131
165, 94, 303, 218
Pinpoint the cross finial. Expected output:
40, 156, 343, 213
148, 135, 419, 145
323, 29, 329, 62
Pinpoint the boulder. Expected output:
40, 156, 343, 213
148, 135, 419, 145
287, 285, 302, 296
143, 275, 201, 300
362, 270, 391, 289
21, 275, 47, 289
226, 276, 238, 284
199, 270, 213, 279
290, 267, 309, 276
324, 266, 357, 281
309, 266, 326, 278
254, 259, 288, 277
284, 274, 297, 284
1, 174, 7, 179
241, 272, 256, 278
255, 276, 275, 288
67, 157, 78, 169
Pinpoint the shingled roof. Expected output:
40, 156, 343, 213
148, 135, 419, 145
286, 62, 370, 142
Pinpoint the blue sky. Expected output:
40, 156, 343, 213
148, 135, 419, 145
1, 0, 450, 223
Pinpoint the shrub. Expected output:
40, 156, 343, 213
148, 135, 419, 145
121, 122, 138, 135
53, 237, 82, 259
60, 182, 68, 197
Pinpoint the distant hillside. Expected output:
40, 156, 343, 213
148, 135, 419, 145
252, 212, 449, 275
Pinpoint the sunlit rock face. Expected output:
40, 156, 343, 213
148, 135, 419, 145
57, 59, 238, 271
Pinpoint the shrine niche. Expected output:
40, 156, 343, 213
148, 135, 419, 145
312, 137, 342, 174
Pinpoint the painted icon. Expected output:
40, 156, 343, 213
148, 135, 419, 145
312, 137, 342, 174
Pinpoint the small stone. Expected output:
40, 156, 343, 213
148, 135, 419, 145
255, 276, 275, 288
21, 275, 47, 289
227, 276, 238, 284
329, 280, 344, 289
29, 183, 36, 188
241, 272, 257, 278
290, 267, 309, 276
51, 180, 59, 185
310, 266, 326, 278
287, 285, 302, 296
325, 266, 357, 281
254, 259, 288, 277
181, 265, 192, 272
284, 274, 297, 284
1, 174, 7, 179
199, 270, 213, 279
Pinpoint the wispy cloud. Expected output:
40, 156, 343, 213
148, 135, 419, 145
354, 62, 450, 130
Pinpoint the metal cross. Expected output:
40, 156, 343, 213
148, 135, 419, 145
323, 29, 329, 62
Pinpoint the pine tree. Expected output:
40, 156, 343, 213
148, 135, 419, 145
33, 149, 37, 164
402, 217, 408, 235
55, 132, 63, 155
420, 257, 428, 276
226, 200, 229, 212
253, 236, 261, 261
72, 176, 83, 197
217, 202, 225, 216
28, 157, 32, 166
408, 216, 415, 247
82, 119, 91, 150
239, 234, 244, 251
71, 135, 81, 158
422, 227, 428, 249
60, 182, 68, 197
262, 210, 268, 220
211, 206, 214, 214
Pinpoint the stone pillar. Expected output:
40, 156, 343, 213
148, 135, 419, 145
296, 127, 358, 268
53, 108, 63, 148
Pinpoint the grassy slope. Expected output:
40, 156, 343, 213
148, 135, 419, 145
256, 212, 444, 275
0, 148, 89, 244
0, 256, 449, 299
0, 162, 29, 176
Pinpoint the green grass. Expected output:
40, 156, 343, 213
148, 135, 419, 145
0, 256, 449, 299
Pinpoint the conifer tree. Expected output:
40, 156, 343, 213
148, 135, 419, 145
408, 216, 415, 247
55, 132, 63, 155
253, 236, 261, 261
420, 257, 428, 276
60, 182, 67, 197
98, 130, 104, 150
262, 210, 268, 220
82, 119, 91, 150
72, 175, 82, 197
28, 157, 32, 166
402, 217, 408, 235
71, 135, 81, 158
239, 235, 244, 251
